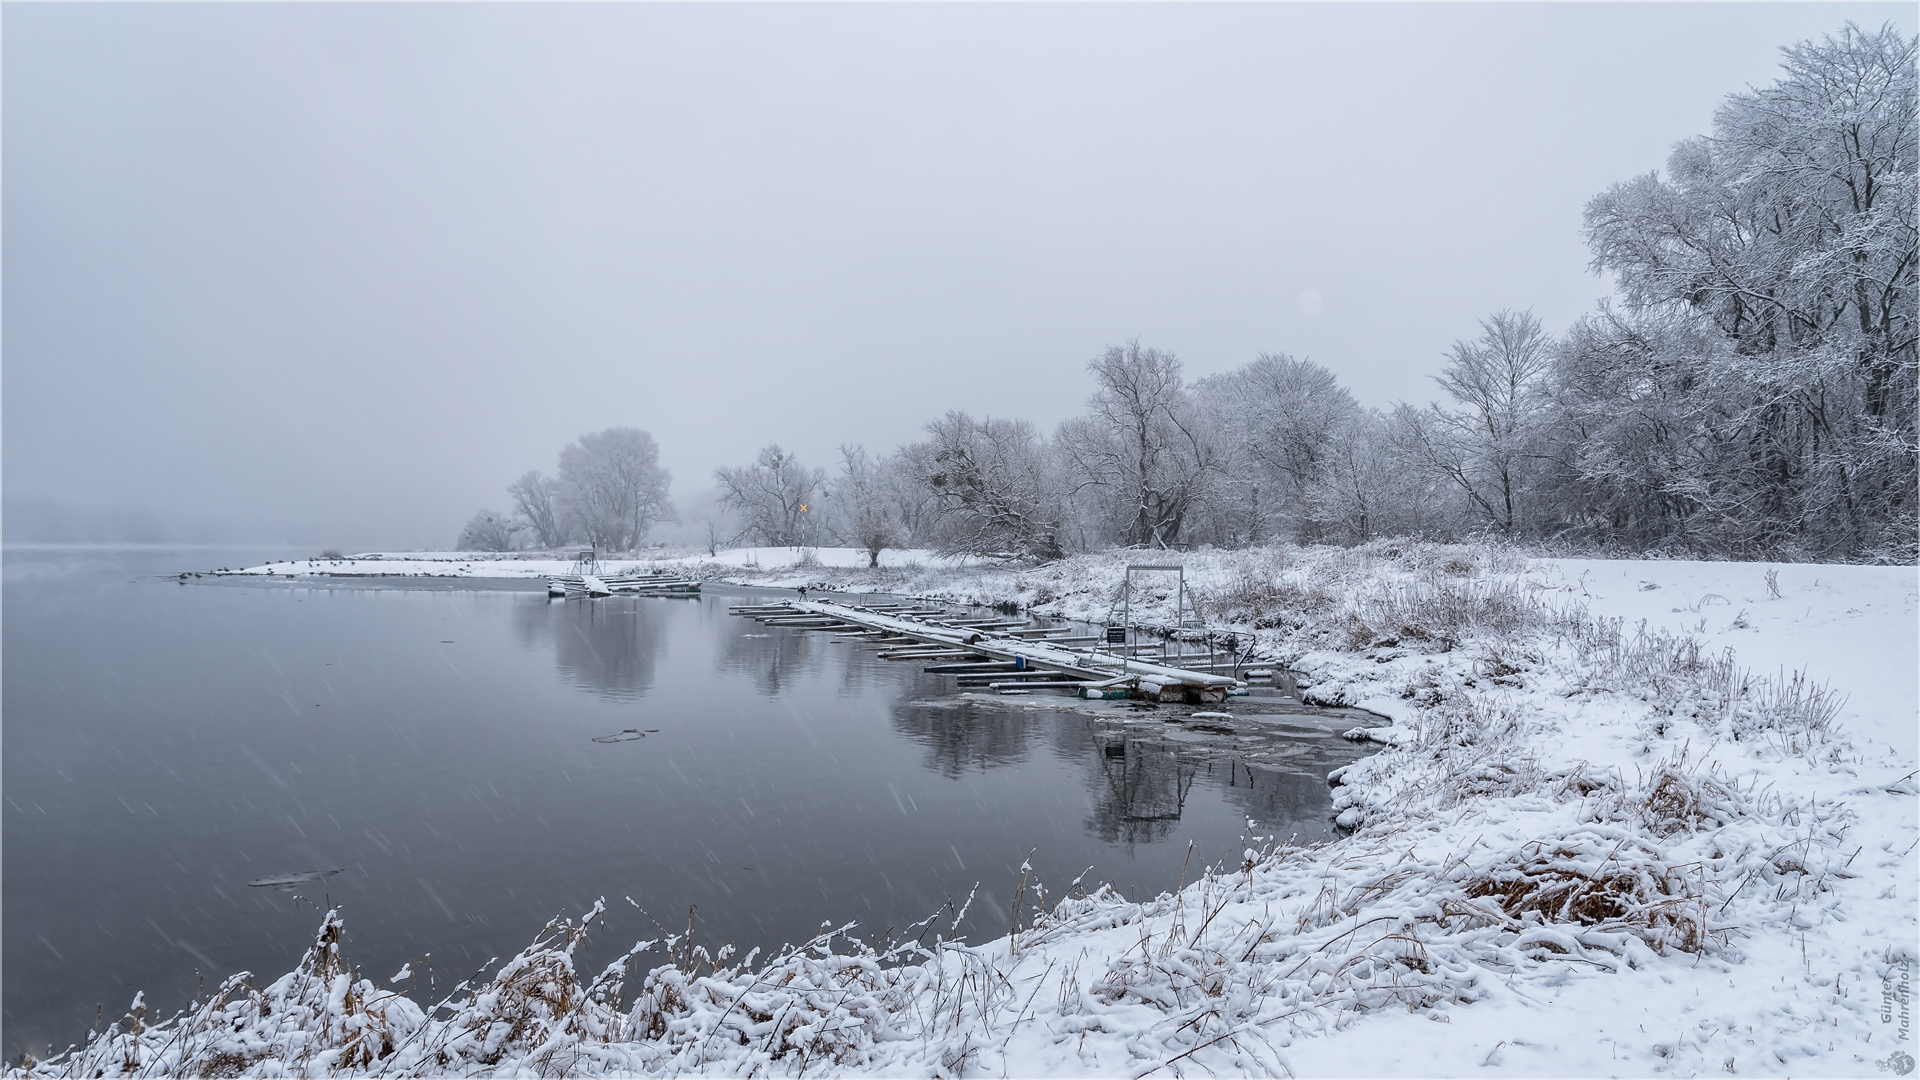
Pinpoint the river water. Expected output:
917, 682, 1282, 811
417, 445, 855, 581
2, 546, 1372, 1060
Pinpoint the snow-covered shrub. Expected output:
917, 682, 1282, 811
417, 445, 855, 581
1334, 576, 1541, 653
1626, 751, 1745, 837
1725, 667, 1846, 754
1201, 554, 1341, 632
422, 903, 642, 1072
1558, 615, 1843, 758
1561, 617, 1734, 706
1421, 690, 1526, 749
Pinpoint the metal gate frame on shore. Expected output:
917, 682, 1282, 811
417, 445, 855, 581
1107, 564, 1199, 675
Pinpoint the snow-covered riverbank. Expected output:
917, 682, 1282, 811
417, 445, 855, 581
27, 544, 1916, 1077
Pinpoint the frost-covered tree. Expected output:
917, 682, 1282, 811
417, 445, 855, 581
852, 512, 907, 568
715, 445, 825, 547
556, 428, 675, 553
507, 471, 569, 549
457, 508, 518, 552
1058, 342, 1219, 548
1193, 353, 1360, 543
1577, 22, 1917, 558
1302, 409, 1451, 545
905, 411, 1063, 560
1526, 305, 1726, 550
1400, 311, 1553, 536
825, 445, 921, 565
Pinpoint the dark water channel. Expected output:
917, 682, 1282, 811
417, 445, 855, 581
2, 546, 1374, 1059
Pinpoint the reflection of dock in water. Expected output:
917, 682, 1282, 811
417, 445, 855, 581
1089, 739, 1198, 844
730, 598, 1240, 704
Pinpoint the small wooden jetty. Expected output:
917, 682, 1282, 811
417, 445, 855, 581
730, 598, 1240, 703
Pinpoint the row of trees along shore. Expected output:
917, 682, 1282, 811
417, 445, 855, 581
463, 24, 1915, 565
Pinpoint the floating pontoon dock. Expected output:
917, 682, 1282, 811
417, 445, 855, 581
730, 599, 1240, 703
548, 573, 701, 598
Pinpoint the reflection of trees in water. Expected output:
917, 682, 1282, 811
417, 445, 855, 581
1038, 714, 1345, 846
714, 623, 826, 697
836, 645, 892, 700
512, 596, 664, 700
889, 704, 1030, 778
1200, 758, 1339, 841
1084, 739, 1198, 847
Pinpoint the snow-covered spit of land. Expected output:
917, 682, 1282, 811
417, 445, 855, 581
220, 546, 966, 581
28, 543, 1916, 1077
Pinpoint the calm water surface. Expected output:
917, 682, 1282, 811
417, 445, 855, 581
2, 546, 1369, 1058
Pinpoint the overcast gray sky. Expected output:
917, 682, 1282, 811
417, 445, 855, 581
5, 2, 1913, 549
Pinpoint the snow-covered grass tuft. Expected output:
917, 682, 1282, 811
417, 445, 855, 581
24, 902, 953, 1077
1627, 748, 1747, 838
1559, 615, 1846, 756
33, 907, 426, 1077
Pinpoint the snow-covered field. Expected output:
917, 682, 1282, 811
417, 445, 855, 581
29, 544, 1916, 1077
